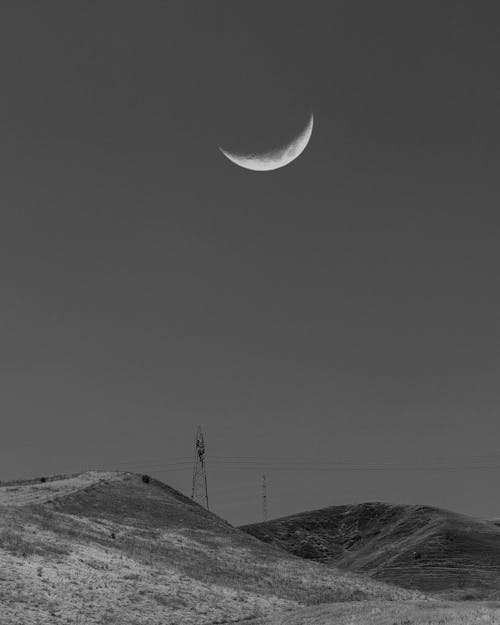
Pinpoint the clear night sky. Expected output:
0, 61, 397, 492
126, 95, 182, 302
1, 2, 499, 525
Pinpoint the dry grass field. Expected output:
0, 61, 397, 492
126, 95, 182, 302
242, 502, 500, 600
243, 600, 500, 625
0, 472, 421, 624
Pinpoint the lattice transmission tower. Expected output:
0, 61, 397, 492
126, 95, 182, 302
191, 426, 209, 510
261, 474, 268, 521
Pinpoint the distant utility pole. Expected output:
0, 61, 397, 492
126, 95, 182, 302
191, 426, 209, 510
261, 473, 268, 521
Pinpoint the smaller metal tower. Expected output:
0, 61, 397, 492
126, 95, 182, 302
191, 426, 209, 510
261, 473, 268, 521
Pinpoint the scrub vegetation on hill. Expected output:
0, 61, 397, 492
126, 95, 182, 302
244, 599, 500, 625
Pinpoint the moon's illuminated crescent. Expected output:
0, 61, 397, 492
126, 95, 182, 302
219, 113, 314, 171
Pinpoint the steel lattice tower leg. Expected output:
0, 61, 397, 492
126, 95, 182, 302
191, 426, 209, 510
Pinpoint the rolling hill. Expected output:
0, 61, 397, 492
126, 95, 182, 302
241, 502, 500, 600
0, 473, 419, 624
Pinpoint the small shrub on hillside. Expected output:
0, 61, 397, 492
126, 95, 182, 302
0, 528, 69, 559
141, 474, 151, 484
0, 529, 38, 557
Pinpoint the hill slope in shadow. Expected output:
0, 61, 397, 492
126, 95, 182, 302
0, 474, 418, 625
241, 502, 500, 600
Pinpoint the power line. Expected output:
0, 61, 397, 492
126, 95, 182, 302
89, 451, 500, 476
98, 460, 500, 473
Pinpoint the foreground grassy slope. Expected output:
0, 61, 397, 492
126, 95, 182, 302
244, 600, 500, 625
0, 473, 418, 624
241, 502, 500, 600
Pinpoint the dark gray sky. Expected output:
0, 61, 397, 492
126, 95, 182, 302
1, 1, 500, 525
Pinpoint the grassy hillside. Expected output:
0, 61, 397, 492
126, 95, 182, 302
0, 473, 419, 624
241, 502, 500, 600
243, 600, 500, 625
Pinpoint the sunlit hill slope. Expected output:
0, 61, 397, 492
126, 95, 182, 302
244, 600, 500, 625
0, 473, 419, 625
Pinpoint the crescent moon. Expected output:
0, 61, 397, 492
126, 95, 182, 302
219, 113, 314, 171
